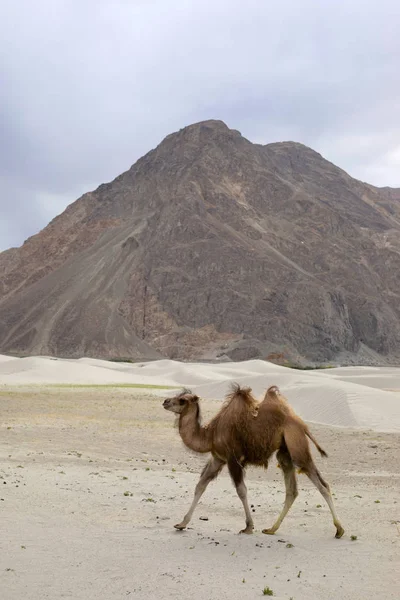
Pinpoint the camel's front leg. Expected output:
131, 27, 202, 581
227, 458, 254, 534
174, 456, 225, 530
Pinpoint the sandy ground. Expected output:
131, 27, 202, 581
1, 386, 399, 600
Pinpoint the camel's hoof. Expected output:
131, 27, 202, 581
262, 528, 276, 535
335, 526, 345, 539
239, 527, 254, 535
174, 523, 186, 530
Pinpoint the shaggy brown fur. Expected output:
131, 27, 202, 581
163, 384, 344, 538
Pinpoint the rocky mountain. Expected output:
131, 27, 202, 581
1, 120, 400, 364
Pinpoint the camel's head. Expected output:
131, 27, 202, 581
163, 388, 199, 414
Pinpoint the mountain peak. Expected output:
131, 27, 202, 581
1, 121, 400, 365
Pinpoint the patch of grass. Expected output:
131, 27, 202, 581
43, 383, 176, 389
124, 491, 133, 497
350, 535, 358, 541
262, 586, 274, 596
316, 504, 322, 508
145, 497, 155, 503
284, 362, 334, 370
109, 358, 134, 363
286, 543, 294, 548
374, 500, 381, 504
121, 476, 128, 480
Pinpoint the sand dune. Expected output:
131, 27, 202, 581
1, 355, 400, 432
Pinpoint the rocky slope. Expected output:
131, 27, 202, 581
1, 120, 400, 364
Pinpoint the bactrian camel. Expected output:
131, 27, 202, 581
163, 384, 344, 538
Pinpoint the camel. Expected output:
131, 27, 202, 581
163, 384, 344, 538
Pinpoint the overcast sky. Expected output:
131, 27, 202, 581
1, 0, 399, 251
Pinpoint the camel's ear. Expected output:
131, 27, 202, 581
191, 395, 199, 403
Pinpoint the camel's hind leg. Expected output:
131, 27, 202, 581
227, 458, 254, 534
306, 466, 345, 539
174, 456, 224, 530
279, 420, 344, 538
262, 448, 298, 535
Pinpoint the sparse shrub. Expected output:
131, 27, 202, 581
109, 357, 134, 363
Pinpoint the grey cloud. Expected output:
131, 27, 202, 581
1, 0, 399, 250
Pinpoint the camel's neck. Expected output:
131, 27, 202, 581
179, 403, 212, 453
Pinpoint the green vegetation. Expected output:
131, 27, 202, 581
109, 358, 134, 363
42, 383, 176, 389
262, 587, 274, 596
350, 535, 358, 541
284, 362, 334, 370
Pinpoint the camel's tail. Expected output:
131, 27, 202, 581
283, 419, 328, 470
305, 428, 328, 457
266, 385, 328, 458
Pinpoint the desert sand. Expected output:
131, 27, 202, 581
1, 356, 399, 599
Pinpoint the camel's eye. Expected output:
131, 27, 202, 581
179, 398, 186, 406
